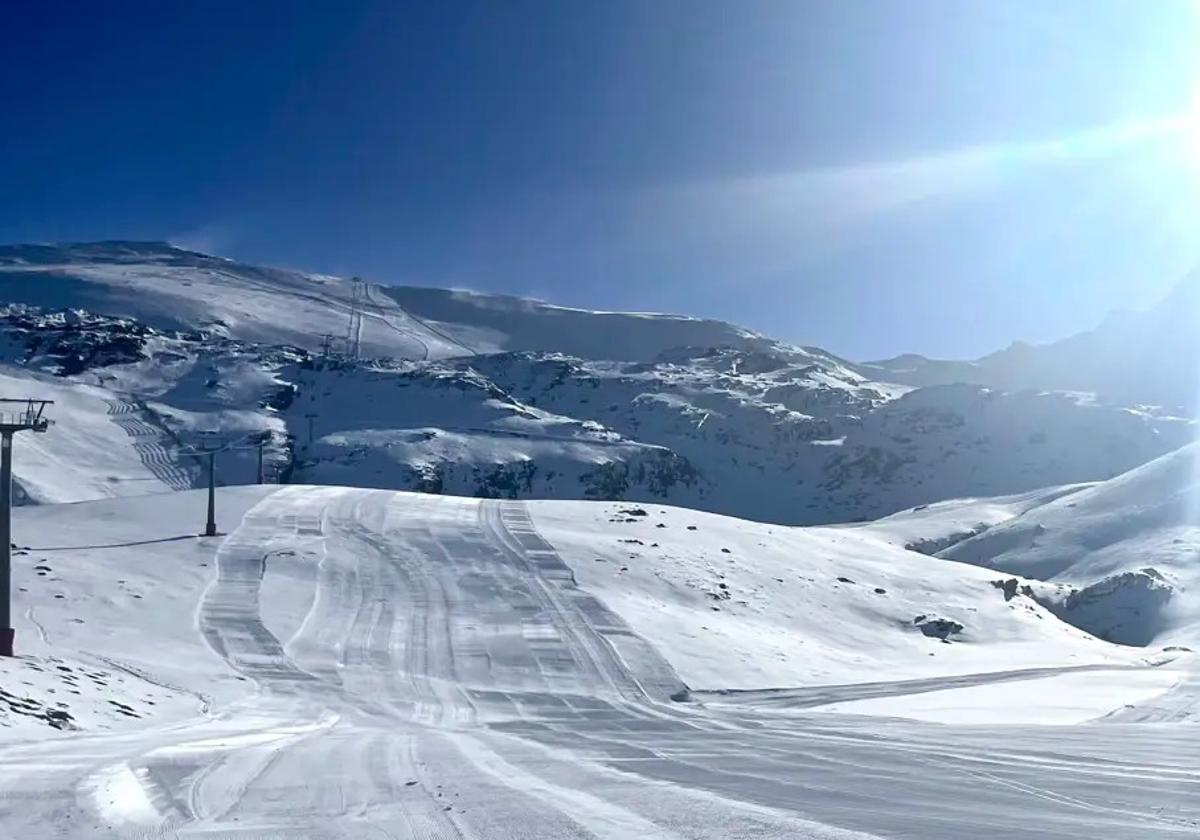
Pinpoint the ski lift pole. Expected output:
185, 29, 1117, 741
178, 431, 261, 538
255, 431, 271, 485
0, 399, 53, 657
205, 449, 217, 537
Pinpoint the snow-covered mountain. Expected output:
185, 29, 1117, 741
5, 241, 1200, 839
941, 441, 1200, 651
0, 241, 1191, 525
864, 270, 1200, 413
0, 241, 774, 360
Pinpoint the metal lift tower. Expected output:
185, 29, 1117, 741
0, 399, 52, 657
177, 431, 275, 539
346, 277, 365, 360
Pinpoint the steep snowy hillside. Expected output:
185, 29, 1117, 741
0, 241, 463, 359
286, 359, 704, 502
865, 270, 1200, 413
35, 326, 1182, 523
0, 240, 1191, 523
0, 366, 198, 503
460, 353, 1189, 523
943, 442, 1200, 648
822, 386, 1185, 520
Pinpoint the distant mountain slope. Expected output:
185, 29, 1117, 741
942, 442, 1200, 647
0, 240, 1192, 524
863, 270, 1200, 413
0, 241, 779, 363
460, 352, 1189, 523
0, 241, 461, 359
1, 305, 1182, 523
379, 285, 779, 360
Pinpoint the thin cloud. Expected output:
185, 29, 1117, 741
631, 116, 1179, 276
169, 220, 244, 256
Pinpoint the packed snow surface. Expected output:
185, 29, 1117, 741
810, 667, 1182, 724
1, 486, 1196, 838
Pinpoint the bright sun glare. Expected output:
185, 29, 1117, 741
1187, 93, 1200, 163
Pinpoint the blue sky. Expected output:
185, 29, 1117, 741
3, 1, 1200, 360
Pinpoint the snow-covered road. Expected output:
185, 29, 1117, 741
1, 487, 1197, 838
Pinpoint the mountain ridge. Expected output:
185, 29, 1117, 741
864, 269, 1200, 411
0, 240, 1190, 528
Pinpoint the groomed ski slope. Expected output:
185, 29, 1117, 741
1, 487, 1196, 838
0, 367, 199, 503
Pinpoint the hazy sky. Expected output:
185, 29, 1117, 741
4, 1, 1200, 360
